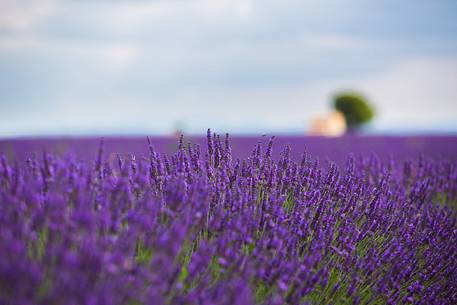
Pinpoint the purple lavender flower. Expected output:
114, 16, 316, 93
0, 133, 455, 304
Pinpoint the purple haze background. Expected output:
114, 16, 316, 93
1, 136, 456, 165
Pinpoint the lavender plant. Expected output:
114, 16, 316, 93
0, 130, 456, 305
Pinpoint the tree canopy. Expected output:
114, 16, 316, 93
333, 92, 375, 129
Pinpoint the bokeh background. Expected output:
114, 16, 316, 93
1, 0, 457, 137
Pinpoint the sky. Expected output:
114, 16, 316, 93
0, 0, 457, 136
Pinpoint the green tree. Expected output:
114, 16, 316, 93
333, 92, 375, 130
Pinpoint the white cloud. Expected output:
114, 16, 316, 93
194, 0, 253, 20
94, 1, 184, 31
1, 56, 456, 135
0, 1, 456, 136
0, 35, 139, 71
301, 35, 365, 50
0, 0, 57, 32
88, 0, 254, 33
349, 57, 457, 127
173, 56, 457, 133
103, 44, 139, 70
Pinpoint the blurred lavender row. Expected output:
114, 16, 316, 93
1, 135, 456, 165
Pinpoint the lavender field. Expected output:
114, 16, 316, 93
1, 135, 457, 164
0, 132, 456, 304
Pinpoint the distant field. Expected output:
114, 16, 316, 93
1, 135, 456, 164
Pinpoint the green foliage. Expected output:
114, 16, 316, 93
254, 281, 273, 304
37, 275, 53, 300
282, 190, 295, 214
135, 238, 153, 265
209, 256, 222, 284
333, 92, 375, 129
28, 225, 49, 261
242, 242, 255, 256
434, 191, 457, 210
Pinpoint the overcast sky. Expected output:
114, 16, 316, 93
1, 0, 457, 136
